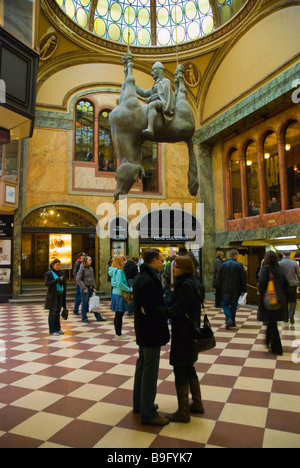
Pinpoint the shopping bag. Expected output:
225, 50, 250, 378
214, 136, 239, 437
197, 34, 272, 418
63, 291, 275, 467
238, 292, 247, 306
89, 293, 100, 312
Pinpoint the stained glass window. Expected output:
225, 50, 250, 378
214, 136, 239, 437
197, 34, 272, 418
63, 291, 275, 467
56, 0, 92, 29
217, 0, 245, 25
75, 100, 94, 161
55, 0, 248, 46
94, 0, 152, 46
156, 0, 214, 46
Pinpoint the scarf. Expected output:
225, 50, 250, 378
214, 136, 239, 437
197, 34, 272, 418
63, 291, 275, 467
51, 267, 64, 292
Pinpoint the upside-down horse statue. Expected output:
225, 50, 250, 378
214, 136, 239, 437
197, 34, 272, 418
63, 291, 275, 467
110, 52, 199, 202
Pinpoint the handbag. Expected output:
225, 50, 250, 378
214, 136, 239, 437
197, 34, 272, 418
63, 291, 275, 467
61, 307, 68, 320
263, 269, 281, 311
123, 291, 133, 304
89, 293, 100, 312
187, 314, 216, 353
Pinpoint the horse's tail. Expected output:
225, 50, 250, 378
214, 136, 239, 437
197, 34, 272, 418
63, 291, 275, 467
187, 139, 199, 197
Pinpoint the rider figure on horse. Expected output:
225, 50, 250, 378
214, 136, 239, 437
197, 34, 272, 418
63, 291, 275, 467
135, 62, 175, 138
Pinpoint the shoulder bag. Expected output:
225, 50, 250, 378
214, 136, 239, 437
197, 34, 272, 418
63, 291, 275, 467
187, 313, 216, 353
263, 268, 281, 311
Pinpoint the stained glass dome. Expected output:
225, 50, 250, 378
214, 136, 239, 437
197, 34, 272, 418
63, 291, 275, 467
54, 0, 248, 47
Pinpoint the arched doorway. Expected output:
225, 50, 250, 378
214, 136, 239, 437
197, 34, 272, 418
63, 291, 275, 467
138, 208, 203, 282
22, 206, 98, 282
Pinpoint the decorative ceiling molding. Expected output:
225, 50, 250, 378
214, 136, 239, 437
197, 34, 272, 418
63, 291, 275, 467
41, 0, 258, 59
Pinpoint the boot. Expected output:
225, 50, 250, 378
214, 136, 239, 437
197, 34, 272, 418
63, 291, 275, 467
189, 378, 205, 414
167, 384, 191, 423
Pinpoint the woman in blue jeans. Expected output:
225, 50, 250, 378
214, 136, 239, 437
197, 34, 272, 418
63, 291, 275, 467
76, 256, 106, 323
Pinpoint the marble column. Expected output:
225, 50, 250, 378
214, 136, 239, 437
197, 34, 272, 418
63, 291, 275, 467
196, 142, 215, 293
12, 140, 26, 297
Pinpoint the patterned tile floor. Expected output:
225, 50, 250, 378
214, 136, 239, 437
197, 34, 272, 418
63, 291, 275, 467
0, 299, 299, 448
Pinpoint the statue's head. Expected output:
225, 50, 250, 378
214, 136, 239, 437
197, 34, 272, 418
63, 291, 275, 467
114, 162, 145, 203
152, 62, 165, 80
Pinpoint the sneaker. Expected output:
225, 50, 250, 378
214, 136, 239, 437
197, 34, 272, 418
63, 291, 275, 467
114, 334, 130, 340
50, 332, 60, 336
58, 330, 65, 335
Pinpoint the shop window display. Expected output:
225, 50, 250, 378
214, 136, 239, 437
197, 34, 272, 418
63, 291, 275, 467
245, 140, 260, 217
0, 141, 19, 180
229, 149, 242, 219
22, 206, 97, 280
284, 120, 300, 210
4, 141, 19, 181
263, 132, 281, 213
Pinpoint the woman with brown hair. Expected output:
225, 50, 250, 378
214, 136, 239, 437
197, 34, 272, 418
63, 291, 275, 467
76, 256, 106, 323
258, 251, 289, 355
166, 255, 205, 423
109, 256, 133, 340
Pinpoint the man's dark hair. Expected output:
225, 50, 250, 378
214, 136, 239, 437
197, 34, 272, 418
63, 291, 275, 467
229, 249, 239, 258
143, 248, 161, 265
51, 259, 61, 266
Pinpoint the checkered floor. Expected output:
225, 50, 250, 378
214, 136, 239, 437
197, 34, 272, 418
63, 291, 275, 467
0, 299, 299, 448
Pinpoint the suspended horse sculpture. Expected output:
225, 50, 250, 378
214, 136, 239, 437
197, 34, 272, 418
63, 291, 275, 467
110, 52, 199, 202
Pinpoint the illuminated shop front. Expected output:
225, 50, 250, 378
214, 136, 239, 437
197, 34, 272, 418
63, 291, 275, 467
22, 206, 98, 282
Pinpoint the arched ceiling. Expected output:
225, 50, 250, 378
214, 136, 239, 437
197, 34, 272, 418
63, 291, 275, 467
47, 0, 252, 52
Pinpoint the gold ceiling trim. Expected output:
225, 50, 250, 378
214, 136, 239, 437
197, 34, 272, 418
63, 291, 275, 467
41, 0, 258, 58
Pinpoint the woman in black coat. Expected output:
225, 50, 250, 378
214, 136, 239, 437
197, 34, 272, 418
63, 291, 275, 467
45, 259, 67, 336
258, 251, 289, 355
166, 255, 205, 423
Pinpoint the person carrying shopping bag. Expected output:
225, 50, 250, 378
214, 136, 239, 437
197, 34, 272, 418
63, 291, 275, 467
76, 256, 106, 323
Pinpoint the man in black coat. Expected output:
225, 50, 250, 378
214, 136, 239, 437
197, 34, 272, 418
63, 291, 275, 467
217, 249, 247, 329
133, 248, 170, 426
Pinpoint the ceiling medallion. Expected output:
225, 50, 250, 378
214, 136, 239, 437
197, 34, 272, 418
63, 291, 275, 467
183, 62, 201, 88
39, 32, 59, 61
